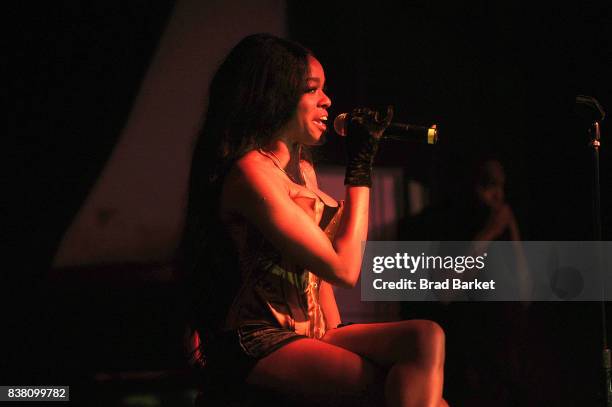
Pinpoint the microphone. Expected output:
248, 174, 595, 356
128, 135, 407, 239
333, 113, 439, 145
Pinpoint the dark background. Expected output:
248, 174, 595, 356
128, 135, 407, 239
8, 1, 612, 406
288, 1, 612, 241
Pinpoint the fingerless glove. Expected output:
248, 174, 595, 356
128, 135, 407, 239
344, 106, 393, 187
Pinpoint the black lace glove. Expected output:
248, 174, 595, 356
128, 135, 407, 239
344, 106, 393, 187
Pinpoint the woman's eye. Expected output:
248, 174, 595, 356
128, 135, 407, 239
306, 87, 317, 94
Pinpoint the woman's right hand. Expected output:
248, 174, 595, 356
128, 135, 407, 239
344, 106, 393, 187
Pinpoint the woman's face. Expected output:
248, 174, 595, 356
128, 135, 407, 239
282, 56, 332, 145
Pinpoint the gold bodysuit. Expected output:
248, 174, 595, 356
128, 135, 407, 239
221, 194, 344, 358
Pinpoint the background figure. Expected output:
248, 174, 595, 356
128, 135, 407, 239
472, 159, 522, 241
400, 154, 532, 406
470, 159, 532, 301
401, 155, 523, 241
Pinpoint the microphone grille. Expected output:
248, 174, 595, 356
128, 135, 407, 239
333, 113, 349, 136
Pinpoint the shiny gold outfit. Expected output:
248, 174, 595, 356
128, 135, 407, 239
221, 198, 343, 358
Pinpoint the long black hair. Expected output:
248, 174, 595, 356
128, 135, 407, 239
177, 34, 313, 336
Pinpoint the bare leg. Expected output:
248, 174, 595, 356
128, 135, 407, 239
246, 338, 385, 406
322, 320, 446, 407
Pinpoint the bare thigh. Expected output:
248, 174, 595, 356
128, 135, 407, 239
321, 320, 445, 368
246, 337, 385, 406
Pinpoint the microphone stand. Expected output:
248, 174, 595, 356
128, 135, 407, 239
589, 121, 611, 406
575, 95, 608, 405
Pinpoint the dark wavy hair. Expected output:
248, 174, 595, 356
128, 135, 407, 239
177, 34, 313, 339
195, 33, 312, 185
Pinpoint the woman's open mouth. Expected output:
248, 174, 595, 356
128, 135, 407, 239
313, 116, 327, 131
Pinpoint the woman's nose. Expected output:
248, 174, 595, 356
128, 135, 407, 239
320, 91, 331, 108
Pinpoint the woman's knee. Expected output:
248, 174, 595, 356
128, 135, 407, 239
410, 320, 445, 368
420, 320, 445, 349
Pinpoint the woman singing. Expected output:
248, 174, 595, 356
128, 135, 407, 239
179, 33, 447, 407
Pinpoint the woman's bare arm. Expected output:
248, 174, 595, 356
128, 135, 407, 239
222, 154, 369, 288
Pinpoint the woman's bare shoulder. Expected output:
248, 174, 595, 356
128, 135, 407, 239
222, 151, 288, 210
226, 151, 277, 183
